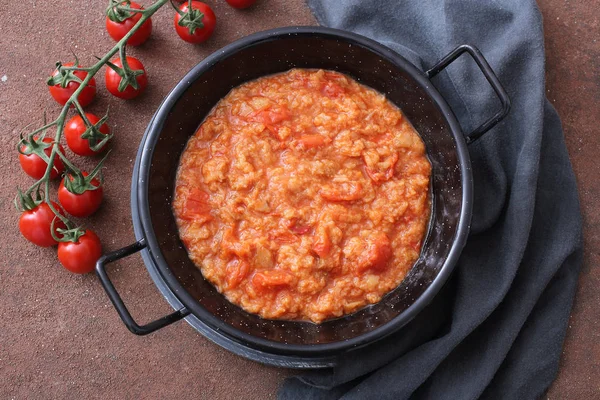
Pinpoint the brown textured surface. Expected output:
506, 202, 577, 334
542, 0, 600, 397
0, 1, 597, 399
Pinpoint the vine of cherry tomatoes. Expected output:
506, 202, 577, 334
18, 0, 258, 275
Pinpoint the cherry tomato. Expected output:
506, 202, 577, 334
174, 1, 216, 44
19, 202, 66, 247
64, 113, 111, 156
19, 138, 65, 180
225, 0, 256, 9
58, 172, 104, 218
105, 1, 152, 46
57, 230, 102, 274
48, 62, 96, 107
105, 56, 148, 99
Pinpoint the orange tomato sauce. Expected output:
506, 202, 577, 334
173, 69, 431, 323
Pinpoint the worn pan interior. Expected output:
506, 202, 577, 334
138, 28, 469, 355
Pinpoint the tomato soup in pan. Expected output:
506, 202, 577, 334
173, 69, 431, 323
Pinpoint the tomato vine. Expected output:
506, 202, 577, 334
15, 0, 247, 272
15, 0, 168, 248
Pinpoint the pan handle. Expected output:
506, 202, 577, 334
95, 238, 190, 336
426, 44, 510, 144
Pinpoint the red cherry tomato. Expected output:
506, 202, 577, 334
174, 1, 216, 44
19, 202, 66, 247
48, 62, 96, 107
225, 0, 256, 9
64, 113, 111, 156
58, 172, 104, 218
57, 230, 102, 274
105, 56, 148, 99
105, 1, 152, 46
19, 137, 65, 180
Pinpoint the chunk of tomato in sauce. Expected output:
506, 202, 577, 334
249, 106, 291, 141
312, 225, 331, 257
320, 71, 346, 98
364, 152, 399, 184
357, 233, 393, 273
269, 230, 299, 245
269, 220, 310, 245
320, 182, 364, 202
256, 107, 290, 125
221, 228, 252, 258
252, 270, 294, 292
288, 219, 311, 235
181, 187, 212, 221
290, 224, 311, 235
321, 81, 345, 98
296, 134, 329, 149
249, 105, 290, 126
226, 259, 250, 289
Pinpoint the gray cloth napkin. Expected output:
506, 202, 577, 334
279, 1, 584, 399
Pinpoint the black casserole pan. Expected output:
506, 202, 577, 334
95, 27, 509, 365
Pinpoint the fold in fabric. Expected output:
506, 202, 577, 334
279, 1, 583, 399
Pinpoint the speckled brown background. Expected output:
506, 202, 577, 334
0, 1, 597, 399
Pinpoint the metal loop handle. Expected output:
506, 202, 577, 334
95, 238, 190, 336
426, 44, 511, 144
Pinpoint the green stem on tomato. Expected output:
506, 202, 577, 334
72, 99, 93, 127
60, 65, 93, 73
56, 148, 80, 173
115, 6, 147, 14
28, 120, 59, 139
44, 178, 72, 228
